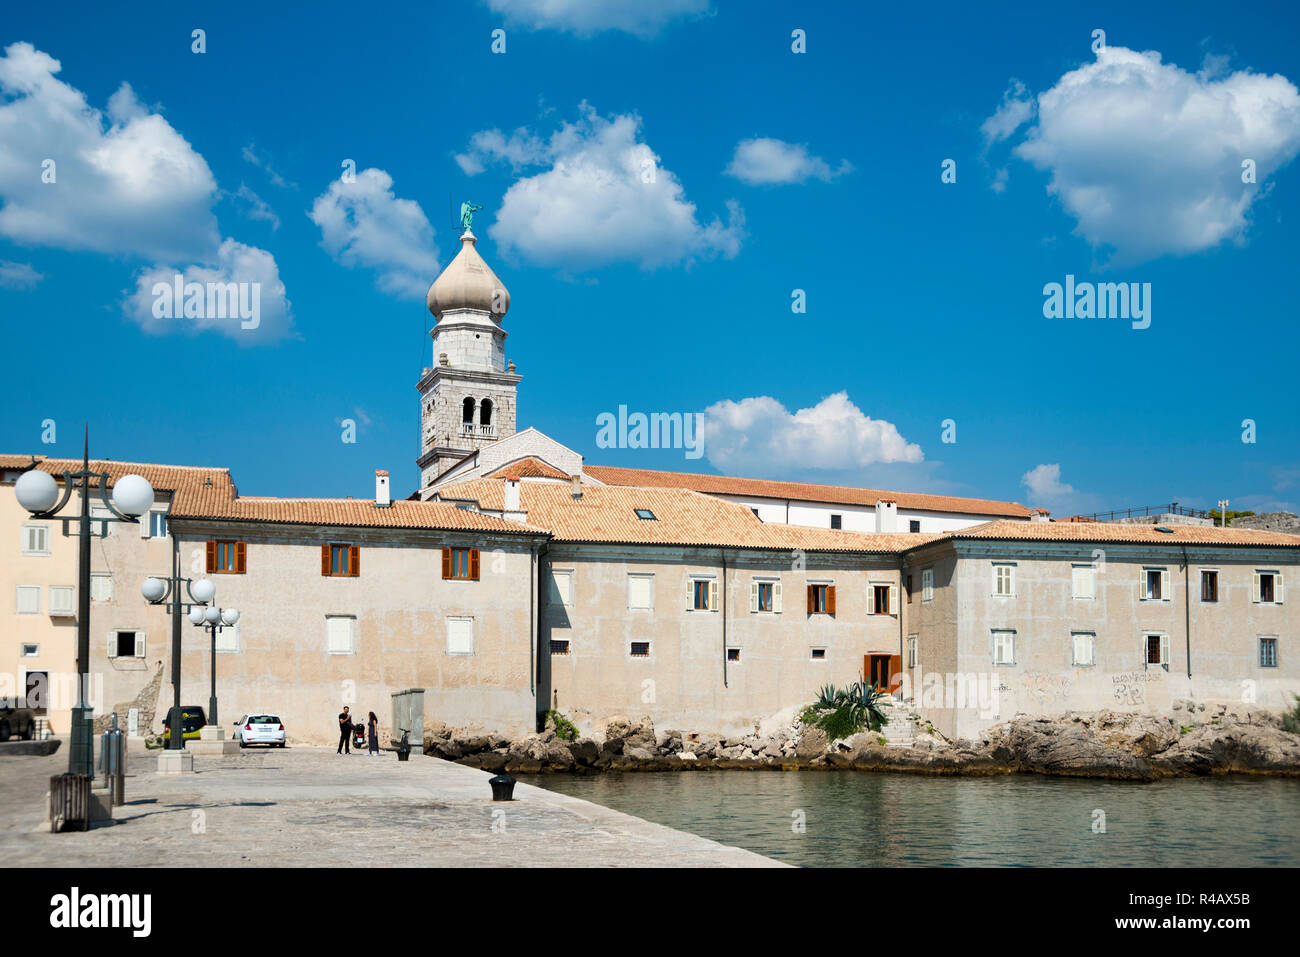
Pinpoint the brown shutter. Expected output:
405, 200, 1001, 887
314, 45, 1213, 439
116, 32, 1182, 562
441, 547, 452, 579
206, 540, 217, 573
806, 584, 814, 613
235, 541, 246, 574
349, 545, 360, 577
827, 585, 836, 616
321, 545, 331, 576
470, 548, 481, 581
888, 654, 902, 693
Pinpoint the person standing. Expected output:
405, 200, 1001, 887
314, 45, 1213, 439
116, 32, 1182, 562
337, 705, 352, 755
367, 711, 379, 756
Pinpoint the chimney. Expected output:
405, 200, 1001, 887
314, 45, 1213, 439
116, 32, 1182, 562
375, 469, 391, 508
504, 478, 520, 512
570, 474, 582, 501
875, 499, 898, 533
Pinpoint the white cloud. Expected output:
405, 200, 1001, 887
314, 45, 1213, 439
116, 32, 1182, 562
700, 392, 923, 476
0, 42, 221, 262
123, 239, 294, 344
483, 0, 710, 37
241, 143, 294, 189
980, 80, 1035, 146
991, 46, 1300, 264
724, 137, 852, 186
464, 103, 745, 272
1020, 463, 1077, 509
232, 183, 279, 230
0, 260, 43, 289
308, 167, 440, 299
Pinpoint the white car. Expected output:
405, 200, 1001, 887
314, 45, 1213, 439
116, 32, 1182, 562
234, 713, 286, 748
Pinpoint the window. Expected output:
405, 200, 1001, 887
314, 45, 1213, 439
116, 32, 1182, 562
1145, 633, 1170, 669
1200, 570, 1218, 603
88, 505, 112, 537
749, 579, 782, 613
810, 648, 826, 660
480, 398, 493, 427
550, 639, 570, 656
49, 586, 75, 617
442, 547, 480, 581
90, 573, 113, 602
688, 577, 717, 611
1071, 632, 1095, 667
909, 520, 921, 533
907, 635, 917, 669
922, 567, 934, 602
630, 641, 651, 658
993, 563, 1015, 597
446, 617, 473, 655
207, 540, 246, 574
870, 583, 897, 615
214, 622, 239, 653
22, 523, 50, 555
807, 583, 835, 615
992, 629, 1015, 665
1254, 571, 1283, 604
830, 514, 842, 530
16, 585, 39, 614
549, 569, 574, 606
727, 648, 741, 662
627, 573, 653, 611
21, 644, 39, 658
1259, 637, 1278, 668
109, 630, 144, 658
322, 544, 360, 577
1142, 567, 1168, 601
634, 508, 656, 520
462, 397, 475, 425
1071, 564, 1096, 600
148, 511, 168, 539
326, 616, 356, 655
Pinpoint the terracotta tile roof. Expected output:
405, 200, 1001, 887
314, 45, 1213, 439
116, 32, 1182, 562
438, 478, 939, 553
583, 465, 1033, 518
485, 457, 570, 481
2, 454, 234, 497
940, 519, 1300, 548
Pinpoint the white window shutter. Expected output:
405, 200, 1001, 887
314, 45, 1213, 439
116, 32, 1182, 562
134, 633, 146, 657
1161, 570, 1170, 601
1277, 573, 1284, 604
709, 580, 718, 611
1160, 634, 1170, 667
139, 512, 151, 538
773, 582, 782, 614
107, 633, 117, 658
889, 584, 899, 614
868, 588, 876, 615
1252, 573, 1261, 603
750, 582, 759, 613
686, 579, 693, 610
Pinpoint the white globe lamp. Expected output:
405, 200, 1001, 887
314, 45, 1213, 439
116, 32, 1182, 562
111, 474, 155, 517
15, 470, 59, 514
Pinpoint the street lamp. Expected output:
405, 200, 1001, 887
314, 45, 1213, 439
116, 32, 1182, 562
14, 431, 154, 777
141, 570, 215, 753
189, 606, 239, 726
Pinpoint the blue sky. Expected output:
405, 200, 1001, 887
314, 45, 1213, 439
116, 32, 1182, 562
1, 0, 1298, 517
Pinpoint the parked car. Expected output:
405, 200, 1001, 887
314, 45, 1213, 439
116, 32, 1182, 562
161, 706, 207, 744
0, 699, 36, 741
234, 714, 286, 748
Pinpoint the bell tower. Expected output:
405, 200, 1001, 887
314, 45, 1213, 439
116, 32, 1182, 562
416, 224, 521, 488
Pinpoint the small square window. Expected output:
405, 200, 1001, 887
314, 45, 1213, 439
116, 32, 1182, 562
21, 644, 39, 658
810, 648, 826, 660
909, 520, 921, 533
630, 641, 651, 658
1072, 564, 1096, 600
1145, 633, 1168, 667
922, 568, 934, 602
992, 629, 1015, 665
1143, 568, 1165, 601
634, 509, 656, 520
993, 563, 1015, 597
1259, 637, 1278, 668
1255, 572, 1280, 604
91, 573, 113, 602
22, 523, 50, 555
1200, 570, 1218, 602
149, 511, 168, 538
16, 585, 40, 615
830, 514, 842, 530
550, 639, 570, 656
1072, 632, 1095, 667
326, 616, 357, 655
446, 617, 473, 655
726, 648, 741, 662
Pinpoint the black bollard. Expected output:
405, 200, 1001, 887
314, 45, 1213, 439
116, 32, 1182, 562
489, 773, 516, 801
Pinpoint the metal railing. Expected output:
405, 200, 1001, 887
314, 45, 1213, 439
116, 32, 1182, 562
1073, 502, 1212, 522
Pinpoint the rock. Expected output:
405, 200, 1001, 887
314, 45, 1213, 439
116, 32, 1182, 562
623, 746, 655, 762
478, 750, 508, 772
795, 727, 828, 759
624, 716, 657, 753
604, 715, 633, 740
569, 738, 599, 766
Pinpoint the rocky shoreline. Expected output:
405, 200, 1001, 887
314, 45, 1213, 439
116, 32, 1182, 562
426, 701, 1300, 781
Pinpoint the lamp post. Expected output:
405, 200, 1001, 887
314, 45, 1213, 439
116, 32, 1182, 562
188, 605, 239, 727
141, 569, 215, 752
14, 430, 155, 777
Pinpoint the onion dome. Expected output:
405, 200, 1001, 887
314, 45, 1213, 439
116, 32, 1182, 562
426, 229, 510, 320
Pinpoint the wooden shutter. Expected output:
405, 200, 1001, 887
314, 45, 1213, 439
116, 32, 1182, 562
1160, 570, 1170, 601
827, 585, 836, 616
442, 547, 452, 579
1160, 634, 1170, 667
888, 654, 902, 693
470, 548, 481, 580
321, 545, 331, 576
889, 584, 898, 614
806, 584, 814, 613
134, 633, 146, 657
349, 545, 360, 577
235, 541, 246, 573
750, 582, 759, 613
1251, 572, 1261, 602
773, 582, 782, 614
206, 540, 217, 573
709, 580, 718, 611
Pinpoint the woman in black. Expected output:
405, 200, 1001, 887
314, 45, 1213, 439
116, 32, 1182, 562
367, 711, 379, 756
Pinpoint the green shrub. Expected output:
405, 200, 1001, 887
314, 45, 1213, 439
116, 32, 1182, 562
1282, 695, 1300, 735
802, 681, 891, 741
544, 710, 579, 741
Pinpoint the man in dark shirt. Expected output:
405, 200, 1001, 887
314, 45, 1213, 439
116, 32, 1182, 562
337, 705, 352, 754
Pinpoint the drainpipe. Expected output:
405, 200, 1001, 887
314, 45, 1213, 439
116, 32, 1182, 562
721, 550, 729, 688
1181, 545, 1191, 680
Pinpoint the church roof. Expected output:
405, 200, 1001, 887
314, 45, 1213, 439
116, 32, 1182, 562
427, 229, 510, 319
485, 457, 570, 481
